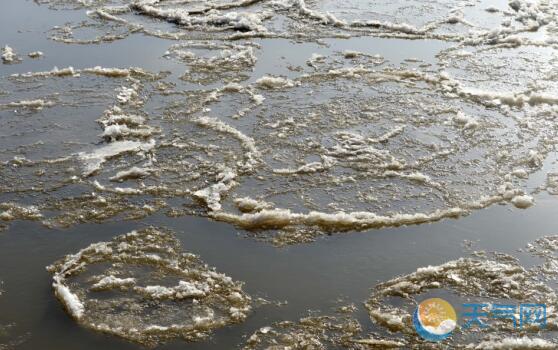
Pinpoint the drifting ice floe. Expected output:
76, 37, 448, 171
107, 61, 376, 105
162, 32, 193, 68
468, 337, 556, 350
527, 235, 558, 279
79, 139, 156, 176
1, 45, 19, 64
242, 312, 363, 349
193, 168, 237, 211
0, 202, 42, 222
0, 202, 42, 231
363, 241, 558, 347
255, 75, 295, 89
2, 99, 55, 110
164, 41, 258, 84
511, 194, 534, 209
37, 0, 558, 46
28, 51, 43, 59
47, 227, 252, 346
109, 166, 152, 182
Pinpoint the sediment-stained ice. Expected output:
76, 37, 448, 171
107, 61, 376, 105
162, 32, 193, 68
1, 99, 55, 111
467, 337, 556, 350
2, 0, 558, 245
1, 46, 19, 64
527, 235, 558, 280
242, 312, 364, 350
36, 0, 558, 45
0, 58, 553, 244
47, 227, 252, 346
190, 66, 548, 244
0, 202, 43, 232
363, 243, 558, 347
164, 41, 258, 84
255, 75, 295, 89
5, 0, 558, 347
27, 51, 43, 59
511, 194, 534, 208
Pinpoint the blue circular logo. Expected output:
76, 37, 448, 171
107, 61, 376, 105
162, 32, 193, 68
413, 298, 457, 342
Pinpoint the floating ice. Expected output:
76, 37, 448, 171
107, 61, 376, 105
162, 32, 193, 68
255, 76, 295, 89
212, 207, 465, 231
78, 139, 156, 176
511, 194, 534, 209
243, 312, 362, 349
47, 227, 252, 346
453, 111, 479, 129
1, 1, 556, 348
526, 235, 558, 279
109, 166, 152, 182
273, 155, 336, 175
364, 246, 558, 347
194, 116, 260, 171
90, 275, 136, 291
82, 66, 131, 77
5, 0, 558, 245
101, 123, 157, 140
3, 99, 54, 110
0, 202, 42, 224
116, 86, 137, 104
1, 45, 19, 64
293, 0, 346, 27
12, 66, 78, 78
131, 1, 271, 33
193, 168, 237, 211
28, 51, 43, 59
468, 337, 556, 350
52, 277, 85, 319
234, 196, 273, 213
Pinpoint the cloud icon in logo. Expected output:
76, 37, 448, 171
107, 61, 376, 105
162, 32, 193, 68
413, 298, 457, 342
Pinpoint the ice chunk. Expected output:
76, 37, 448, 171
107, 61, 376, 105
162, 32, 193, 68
1, 45, 18, 63
28, 51, 43, 59
78, 139, 156, 176
109, 166, 152, 182
511, 194, 534, 209
469, 337, 555, 349
4, 99, 54, 110
193, 168, 237, 211
255, 76, 295, 89
243, 312, 361, 349
47, 227, 251, 346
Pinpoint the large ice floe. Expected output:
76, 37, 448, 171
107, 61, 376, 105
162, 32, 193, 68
361, 240, 558, 348
47, 227, 252, 346
236, 236, 558, 348
240, 233, 558, 349
36, 0, 558, 44
242, 312, 364, 349
41, 229, 558, 347
242, 306, 411, 349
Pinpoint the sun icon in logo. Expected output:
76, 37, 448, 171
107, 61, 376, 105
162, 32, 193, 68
413, 298, 457, 342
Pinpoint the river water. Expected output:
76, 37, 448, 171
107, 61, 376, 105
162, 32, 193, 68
2, 0, 558, 348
